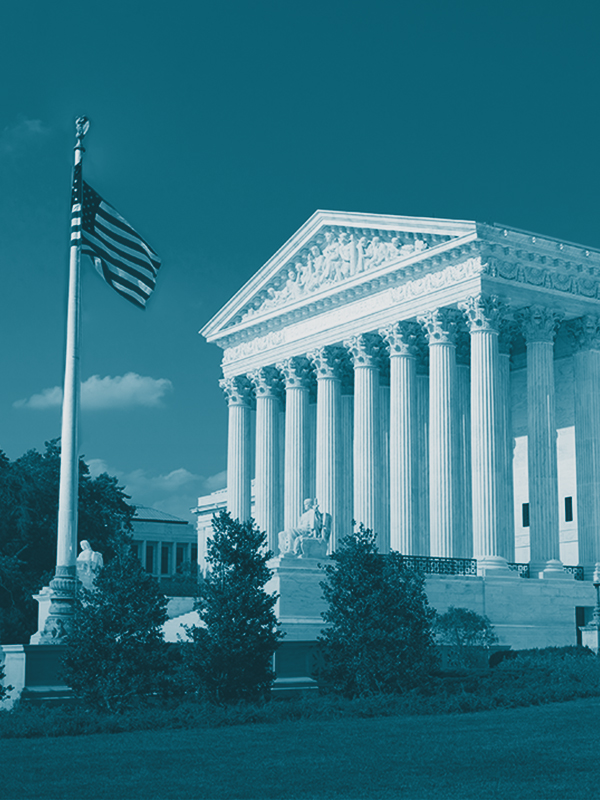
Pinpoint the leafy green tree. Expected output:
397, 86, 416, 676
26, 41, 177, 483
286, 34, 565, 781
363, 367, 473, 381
319, 526, 437, 697
188, 511, 283, 704
434, 606, 498, 668
63, 549, 170, 711
0, 439, 134, 643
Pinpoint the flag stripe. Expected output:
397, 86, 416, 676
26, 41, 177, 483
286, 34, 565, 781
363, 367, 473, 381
82, 240, 156, 296
71, 162, 161, 309
96, 204, 160, 263
83, 227, 158, 283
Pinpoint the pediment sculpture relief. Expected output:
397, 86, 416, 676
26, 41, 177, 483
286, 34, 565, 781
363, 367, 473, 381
241, 228, 429, 322
278, 498, 331, 559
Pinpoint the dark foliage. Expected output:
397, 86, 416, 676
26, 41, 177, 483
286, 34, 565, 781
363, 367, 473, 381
187, 511, 283, 704
318, 525, 438, 697
62, 550, 172, 711
434, 606, 498, 668
490, 644, 594, 668
0, 440, 134, 644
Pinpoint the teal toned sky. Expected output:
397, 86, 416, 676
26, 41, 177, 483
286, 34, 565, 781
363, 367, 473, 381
1, 1, 600, 521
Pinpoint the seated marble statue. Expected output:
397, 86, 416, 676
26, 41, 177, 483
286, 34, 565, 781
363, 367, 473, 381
278, 498, 331, 558
76, 540, 104, 590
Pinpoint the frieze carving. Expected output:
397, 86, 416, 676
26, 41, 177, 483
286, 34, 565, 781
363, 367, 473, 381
223, 331, 286, 365
390, 258, 483, 304
241, 227, 430, 322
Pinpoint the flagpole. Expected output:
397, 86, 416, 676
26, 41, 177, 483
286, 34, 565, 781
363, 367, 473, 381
41, 116, 89, 642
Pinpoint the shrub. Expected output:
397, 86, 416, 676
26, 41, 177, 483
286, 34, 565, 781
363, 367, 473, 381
318, 525, 437, 697
434, 606, 498, 668
62, 550, 171, 711
187, 511, 283, 704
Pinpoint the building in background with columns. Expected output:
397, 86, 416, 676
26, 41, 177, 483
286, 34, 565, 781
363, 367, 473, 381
199, 210, 600, 654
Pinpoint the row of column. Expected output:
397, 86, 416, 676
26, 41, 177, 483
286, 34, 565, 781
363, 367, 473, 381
221, 296, 600, 574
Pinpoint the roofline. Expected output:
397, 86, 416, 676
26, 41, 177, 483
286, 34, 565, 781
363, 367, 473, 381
200, 210, 477, 339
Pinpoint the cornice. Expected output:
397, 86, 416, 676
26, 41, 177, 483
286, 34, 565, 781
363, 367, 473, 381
202, 211, 478, 342
215, 235, 480, 349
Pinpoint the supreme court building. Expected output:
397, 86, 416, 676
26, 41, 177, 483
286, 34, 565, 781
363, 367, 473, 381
200, 210, 600, 649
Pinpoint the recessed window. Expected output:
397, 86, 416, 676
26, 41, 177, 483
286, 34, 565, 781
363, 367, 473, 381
565, 496, 573, 522
191, 544, 198, 564
176, 544, 185, 573
145, 544, 155, 574
161, 545, 170, 575
522, 503, 530, 528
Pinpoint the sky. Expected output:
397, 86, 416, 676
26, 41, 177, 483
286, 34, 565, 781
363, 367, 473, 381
1, 0, 600, 523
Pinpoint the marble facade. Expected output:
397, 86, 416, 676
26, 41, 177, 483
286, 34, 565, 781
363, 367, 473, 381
202, 211, 600, 582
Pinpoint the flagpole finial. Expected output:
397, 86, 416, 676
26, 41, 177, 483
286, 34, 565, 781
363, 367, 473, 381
75, 116, 90, 150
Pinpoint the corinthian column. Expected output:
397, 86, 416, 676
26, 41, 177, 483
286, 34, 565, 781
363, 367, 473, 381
570, 316, 600, 577
250, 366, 282, 553
520, 306, 565, 577
380, 321, 419, 554
277, 356, 311, 529
220, 375, 253, 522
309, 346, 342, 552
344, 333, 381, 541
460, 295, 508, 574
418, 309, 459, 557
498, 322, 515, 562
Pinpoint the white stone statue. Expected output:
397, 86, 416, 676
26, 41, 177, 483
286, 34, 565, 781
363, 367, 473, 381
278, 498, 331, 558
76, 540, 104, 590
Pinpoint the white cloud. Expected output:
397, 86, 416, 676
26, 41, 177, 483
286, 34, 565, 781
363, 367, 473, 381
86, 460, 226, 522
14, 373, 172, 410
0, 118, 50, 155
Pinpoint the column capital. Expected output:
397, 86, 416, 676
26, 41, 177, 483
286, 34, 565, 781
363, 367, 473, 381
518, 305, 563, 343
379, 321, 420, 357
219, 375, 254, 406
459, 295, 503, 334
249, 366, 283, 399
418, 308, 459, 345
344, 333, 381, 368
276, 355, 312, 389
308, 346, 344, 380
568, 315, 600, 353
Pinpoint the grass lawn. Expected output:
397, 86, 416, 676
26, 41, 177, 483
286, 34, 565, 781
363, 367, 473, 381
1, 697, 598, 800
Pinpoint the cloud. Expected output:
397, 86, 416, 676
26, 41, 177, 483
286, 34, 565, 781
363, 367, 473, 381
87, 459, 217, 521
14, 373, 173, 410
0, 118, 50, 155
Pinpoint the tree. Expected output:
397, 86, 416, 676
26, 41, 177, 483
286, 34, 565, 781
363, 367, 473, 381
0, 439, 134, 643
434, 606, 498, 668
63, 549, 170, 711
188, 511, 283, 704
319, 526, 437, 697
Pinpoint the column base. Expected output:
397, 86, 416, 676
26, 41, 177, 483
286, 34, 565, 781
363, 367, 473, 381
476, 556, 516, 578
529, 559, 574, 580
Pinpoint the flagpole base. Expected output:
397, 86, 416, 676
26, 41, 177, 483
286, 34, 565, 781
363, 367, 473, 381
38, 566, 77, 644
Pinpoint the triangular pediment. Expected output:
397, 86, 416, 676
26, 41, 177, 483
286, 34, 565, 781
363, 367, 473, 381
202, 210, 477, 343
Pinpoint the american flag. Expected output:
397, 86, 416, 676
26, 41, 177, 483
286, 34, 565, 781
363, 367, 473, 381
71, 162, 161, 309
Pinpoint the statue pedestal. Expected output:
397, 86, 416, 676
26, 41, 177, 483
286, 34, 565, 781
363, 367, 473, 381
267, 556, 328, 642
30, 586, 53, 644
